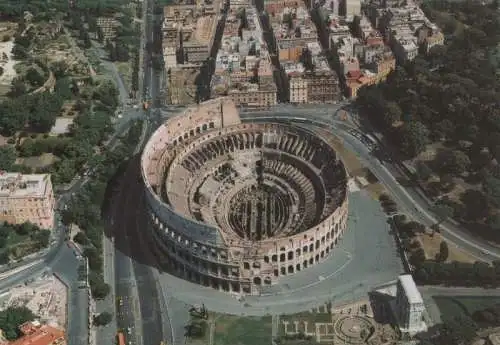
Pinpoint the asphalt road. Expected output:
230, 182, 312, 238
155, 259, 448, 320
112, 156, 164, 345
52, 247, 89, 345
239, 110, 500, 262
111, 1, 167, 345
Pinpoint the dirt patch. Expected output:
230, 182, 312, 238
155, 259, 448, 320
313, 128, 364, 175
16, 153, 58, 169
416, 232, 475, 263
364, 182, 387, 199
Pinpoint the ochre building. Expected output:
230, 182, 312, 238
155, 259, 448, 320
0, 173, 55, 229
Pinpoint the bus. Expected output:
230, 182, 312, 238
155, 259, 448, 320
117, 332, 125, 345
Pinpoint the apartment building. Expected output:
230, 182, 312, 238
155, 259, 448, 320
0, 173, 55, 229
368, 0, 443, 62
346, 50, 395, 97
416, 22, 444, 53
270, 5, 318, 57
162, 0, 222, 65
284, 41, 341, 104
327, 14, 396, 98
288, 70, 341, 104
211, 7, 277, 109
7, 321, 65, 345
264, 0, 303, 16
328, 15, 351, 49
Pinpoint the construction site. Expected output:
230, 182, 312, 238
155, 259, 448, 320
0, 274, 67, 328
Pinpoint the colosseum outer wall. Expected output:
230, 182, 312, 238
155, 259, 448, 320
141, 98, 350, 295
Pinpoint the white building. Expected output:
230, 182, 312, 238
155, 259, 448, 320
344, 0, 361, 17
394, 274, 427, 336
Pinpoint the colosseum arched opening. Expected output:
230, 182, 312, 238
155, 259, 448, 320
141, 98, 349, 295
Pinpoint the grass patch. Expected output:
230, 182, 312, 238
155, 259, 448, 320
5, 231, 28, 247
433, 296, 500, 323
213, 314, 272, 345
114, 61, 131, 91
416, 233, 475, 263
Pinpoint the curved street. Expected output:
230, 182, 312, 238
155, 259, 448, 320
239, 110, 500, 263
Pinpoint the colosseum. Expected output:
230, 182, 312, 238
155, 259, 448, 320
141, 98, 349, 295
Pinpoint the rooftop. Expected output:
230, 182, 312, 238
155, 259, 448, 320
398, 274, 423, 305
0, 173, 51, 198
9, 322, 64, 345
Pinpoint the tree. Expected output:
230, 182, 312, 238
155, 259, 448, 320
435, 149, 470, 175
89, 272, 110, 299
488, 213, 500, 231
432, 119, 455, 141
437, 241, 449, 262
8, 77, 27, 98
11, 44, 28, 59
399, 121, 430, 158
83, 247, 103, 271
383, 101, 402, 126
115, 42, 130, 62
73, 232, 89, 245
415, 161, 432, 181
31, 229, 50, 248
410, 248, 426, 267
0, 146, 16, 170
93, 80, 119, 109
460, 189, 488, 221
484, 175, 500, 207
433, 204, 454, 225
0, 306, 36, 340
25, 68, 44, 87
441, 316, 478, 345
93, 312, 112, 326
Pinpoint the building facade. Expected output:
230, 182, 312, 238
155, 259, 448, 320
289, 70, 341, 104
394, 274, 427, 335
0, 173, 55, 229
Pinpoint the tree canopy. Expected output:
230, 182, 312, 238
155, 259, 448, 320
356, 0, 500, 238
0, 306, 36, 340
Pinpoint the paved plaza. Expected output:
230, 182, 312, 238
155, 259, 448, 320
158, 189, 404, 316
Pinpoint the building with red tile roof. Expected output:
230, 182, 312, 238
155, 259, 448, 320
6, 322, 65, 345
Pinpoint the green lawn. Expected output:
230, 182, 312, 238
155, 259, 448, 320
213, 315, 272, 345
5, 231, 28, 247
433, 296, 500, 322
